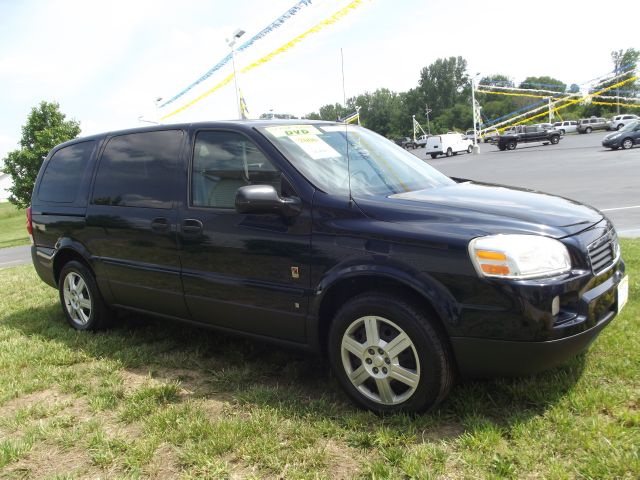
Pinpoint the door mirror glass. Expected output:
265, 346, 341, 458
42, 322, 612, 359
235, 184, 301, 216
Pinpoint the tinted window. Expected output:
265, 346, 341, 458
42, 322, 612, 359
191, 131, 281, 208
38, 141, 95, 203
92, 130, 183, 209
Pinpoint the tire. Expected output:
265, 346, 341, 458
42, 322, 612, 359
616, 124, 623, 131
507, 140, 517, 150
445, 148, 453, 157
611, 146, 619, 150
58, 260, 111, 331
467, 145, 473, 153
585, 127, 592, 134
621, 138, 633, 150
328, 291, 454, 414
499, 145, 507, 151
550, 135, 560, 145
542, 142, 549, 146
560, 129, 565, 135
430, 153, 438, 159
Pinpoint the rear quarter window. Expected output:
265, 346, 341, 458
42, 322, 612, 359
91, 130, 183, 209
37, 140, 95, 203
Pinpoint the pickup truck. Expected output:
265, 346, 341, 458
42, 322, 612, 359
495, 125, 561, 151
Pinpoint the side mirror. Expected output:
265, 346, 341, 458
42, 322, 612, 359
235, 185, 301, 217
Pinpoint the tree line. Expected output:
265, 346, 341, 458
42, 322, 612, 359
305, 48, 639, 139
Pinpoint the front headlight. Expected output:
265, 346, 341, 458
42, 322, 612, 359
469, 234, 571, 279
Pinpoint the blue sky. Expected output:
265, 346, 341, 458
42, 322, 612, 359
0, 0, 638, 161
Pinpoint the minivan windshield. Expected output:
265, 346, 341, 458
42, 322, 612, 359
259, 124, 454, 197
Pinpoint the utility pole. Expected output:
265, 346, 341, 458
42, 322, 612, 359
425, 104, 431, 135
412, 115, 416, 142
226, 29, 246, 120
471, 73, 481, 154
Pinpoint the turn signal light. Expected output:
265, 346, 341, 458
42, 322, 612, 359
480, 264, 510, 275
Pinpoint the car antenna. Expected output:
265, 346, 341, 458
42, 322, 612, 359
341, 47, 354, 206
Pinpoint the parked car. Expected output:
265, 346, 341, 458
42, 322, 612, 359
426, 133, 473, 158
395, 137, 417, 149
480, 127, 500, 143
602, 119, 640, 150
609, 114, 640, 131
29, 121, 627, 414
552, 121, 578, 134
415, 134, 430, 148
495, 125, 561, 150
577, 117, 611, 133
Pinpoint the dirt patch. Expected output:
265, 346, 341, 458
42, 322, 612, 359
3, 444, 106, 479
143, 443, 182, 479
0, 389, 77, 419
322, 440, 362, 479
419, 421, 466, 442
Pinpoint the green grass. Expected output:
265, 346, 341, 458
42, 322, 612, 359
0, 202, 29, 248
0, 241, 638, 478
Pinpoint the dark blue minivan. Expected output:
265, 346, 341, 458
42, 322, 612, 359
29, 121, 628, 413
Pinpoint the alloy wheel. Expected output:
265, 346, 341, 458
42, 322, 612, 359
62, 271, 92, 325
340, 315, 420, 406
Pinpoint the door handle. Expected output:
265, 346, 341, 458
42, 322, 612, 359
151, 217, 169, 232
182, 219, 203, 235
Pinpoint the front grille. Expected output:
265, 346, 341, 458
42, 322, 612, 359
587, 228, 618, 275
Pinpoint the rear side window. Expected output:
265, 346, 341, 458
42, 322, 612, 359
191, 130, 280, 208
38, 141, 95, 203
92, 130, 183, 209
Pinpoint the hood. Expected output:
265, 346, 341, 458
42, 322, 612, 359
354, 181, 603, 239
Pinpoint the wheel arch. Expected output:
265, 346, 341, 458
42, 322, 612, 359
52, 241, 95, 287
310, 267, 458, 356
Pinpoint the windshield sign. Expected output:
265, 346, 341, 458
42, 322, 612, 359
260, 124, 454, 197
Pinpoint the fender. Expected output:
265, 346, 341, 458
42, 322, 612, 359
307, 258, 462, 352
48, 237, 115, 304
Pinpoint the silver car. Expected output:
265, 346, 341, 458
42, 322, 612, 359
577, 117, 611, 134
552, 121, 578, 134
610, 114, 640, 131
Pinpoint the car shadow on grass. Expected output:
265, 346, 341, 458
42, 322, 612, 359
3, 302, 586, 442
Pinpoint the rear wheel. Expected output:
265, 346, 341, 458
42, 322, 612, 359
499, 145, 507, 151
59, 261, 111, 331
445, 148, 453, 157
622, 138, 633, 150
507, 140, 517, 150
328, 292, 454, 413
586, 127, 592, 134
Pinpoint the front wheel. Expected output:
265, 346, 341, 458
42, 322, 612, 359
445, 148, 453, 157
467, 145, 473, 153
585, 127, 592, 134
621, 138, 633, 150
59, 261, 111, 331
328, 292, 454, 413
430, 153, 438, 159
616, 124, 623, 131
550, 135, 560, 144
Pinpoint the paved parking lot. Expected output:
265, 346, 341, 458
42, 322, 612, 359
413, 133, 640, 237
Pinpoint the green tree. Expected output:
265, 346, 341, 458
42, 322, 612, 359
519, 76, 566, 92
417, 56, 469, 117
478, 74, 514, 88
2, 101, 80, 208
568, 83, 580, 93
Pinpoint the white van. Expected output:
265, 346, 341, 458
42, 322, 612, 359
426, 133, 473, 158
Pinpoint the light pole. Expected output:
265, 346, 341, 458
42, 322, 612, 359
471, 72, 481, 154
226, 29, 245, 119
425, 104, 431, 135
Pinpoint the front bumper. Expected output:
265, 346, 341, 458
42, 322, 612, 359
450, 258, 625, 377
451, 308, 614, 377
602, 138, 621, 148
